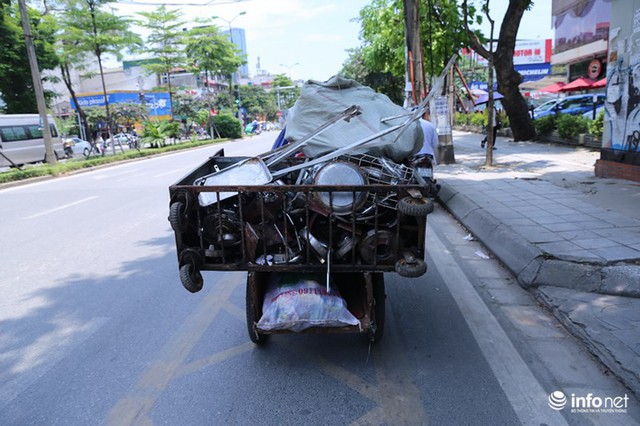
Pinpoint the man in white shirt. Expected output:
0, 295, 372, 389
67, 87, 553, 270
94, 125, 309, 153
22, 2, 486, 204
417, 110, 439, 165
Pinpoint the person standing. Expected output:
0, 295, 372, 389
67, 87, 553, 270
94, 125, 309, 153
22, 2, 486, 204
481, 106, 501, 149
417, 110, 439, 164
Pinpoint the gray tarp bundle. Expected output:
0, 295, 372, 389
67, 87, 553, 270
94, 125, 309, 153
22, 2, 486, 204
284, 76, 424, 163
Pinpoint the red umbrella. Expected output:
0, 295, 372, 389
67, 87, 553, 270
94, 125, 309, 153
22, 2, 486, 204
559, 77, 595, 92
539, 82, 565, 93
592, 77, 606, 88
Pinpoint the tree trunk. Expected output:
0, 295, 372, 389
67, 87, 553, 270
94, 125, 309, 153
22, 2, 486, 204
463, 0, 537, 142
494, 60, 536, 141
60, 63, 91, 142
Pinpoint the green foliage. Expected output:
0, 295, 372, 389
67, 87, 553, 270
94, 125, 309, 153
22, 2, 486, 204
84, 106, 107, 136
272, 74, 294, 88
136, 6, 186, 79
173, 92, 206, 120
469, 111, 486, 127
61, 0, 142, 130
0, 3, 59, 113
556, 114, 589, 139
0, 136, 231, 184
195, 109, 209, 126
588, 110, 604, 138
184, 20, 245, 78
454, 112, 471, 125
240, 85, 280, 121
162, 120, 182, 139
141, 120, 167, 147
355, 0, 475, 101
533, 115, 556, 137
212, 113, 242, 139
111, 103, 148, 130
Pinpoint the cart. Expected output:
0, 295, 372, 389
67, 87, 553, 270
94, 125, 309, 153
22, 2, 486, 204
168, 147, 435, 344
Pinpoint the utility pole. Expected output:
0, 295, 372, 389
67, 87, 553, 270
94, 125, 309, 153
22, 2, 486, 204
18, 0, 56, 166
403, 0, 425, 107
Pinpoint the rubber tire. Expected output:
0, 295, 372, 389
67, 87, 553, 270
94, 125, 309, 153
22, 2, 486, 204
83, 147, 90, 157
246, 272, 270, 345
370, 273, 385, 343
169, 201, 188, 233
180, 263, 203, 293
395, 258, 428, 278
398, 196, 434, 216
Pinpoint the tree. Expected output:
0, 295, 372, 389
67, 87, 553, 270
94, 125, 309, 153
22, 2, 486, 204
0, 1, 58, 113
62, 0, 141, 143
359, 1, 471, 82
462, 0, 536, 141
357, 0, 536, 140
183, 21, 244, 88
111, 102, 148, 131
136, 6, 187, 116
341, 47, 404, 105
271, 74, 299, 112
239, 85, 278, 121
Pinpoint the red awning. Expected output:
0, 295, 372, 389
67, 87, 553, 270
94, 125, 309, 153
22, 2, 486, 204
592, 77, 606, 88
559, 77, 595, 92
538, 82, 566, 93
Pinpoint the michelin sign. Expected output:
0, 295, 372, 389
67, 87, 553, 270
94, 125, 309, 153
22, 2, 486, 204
463, 39, 553, 82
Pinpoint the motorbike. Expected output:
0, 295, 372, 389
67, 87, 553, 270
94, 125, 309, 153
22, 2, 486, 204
408, 153, 440, 196
63, 140, 74, 159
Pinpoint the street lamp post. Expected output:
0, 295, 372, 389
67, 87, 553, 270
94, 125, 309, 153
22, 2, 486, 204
280, 62, 300, 80
212, 11, 246, 123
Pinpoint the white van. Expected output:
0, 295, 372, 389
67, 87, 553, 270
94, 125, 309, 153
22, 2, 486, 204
0, 114, 64, 167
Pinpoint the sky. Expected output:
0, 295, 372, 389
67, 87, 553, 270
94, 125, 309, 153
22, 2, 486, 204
113, 0, 553, 82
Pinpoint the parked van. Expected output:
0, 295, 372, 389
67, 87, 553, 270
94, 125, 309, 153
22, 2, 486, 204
0, 114, 64, 167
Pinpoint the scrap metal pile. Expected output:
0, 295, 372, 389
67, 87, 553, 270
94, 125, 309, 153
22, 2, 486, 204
169, 63, 455, 291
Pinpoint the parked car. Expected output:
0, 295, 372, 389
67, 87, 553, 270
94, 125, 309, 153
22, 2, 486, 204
532, 99, 561, 116
534, 94, 605, 119
63, 137, 96, 157
582, 104, 604, 119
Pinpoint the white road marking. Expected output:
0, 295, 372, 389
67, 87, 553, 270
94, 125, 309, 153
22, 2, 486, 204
429, 228, 569, 426
24, 196, 98, 219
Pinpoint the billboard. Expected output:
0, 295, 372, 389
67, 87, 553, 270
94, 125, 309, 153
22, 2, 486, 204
462, 39, 553, 82
553, 0, 610, 54
70, 91, 172, 120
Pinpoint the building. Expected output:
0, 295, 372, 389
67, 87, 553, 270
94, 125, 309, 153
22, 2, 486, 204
551, 0, 610, 81
595, 0, 640, 181
221, 27, 250, 79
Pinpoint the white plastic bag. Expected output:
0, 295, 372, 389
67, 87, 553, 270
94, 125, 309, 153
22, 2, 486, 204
256, 273, 360, 332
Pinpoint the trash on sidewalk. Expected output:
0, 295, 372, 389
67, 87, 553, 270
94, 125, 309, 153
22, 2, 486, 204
464, 233, 475, 241
475, 250, 490, 259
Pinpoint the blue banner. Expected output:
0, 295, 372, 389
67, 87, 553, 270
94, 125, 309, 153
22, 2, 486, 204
70, 92, 172, 118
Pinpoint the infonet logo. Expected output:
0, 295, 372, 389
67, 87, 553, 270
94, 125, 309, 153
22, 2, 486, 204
548, 391, 567, 410
548, 391, 629, 414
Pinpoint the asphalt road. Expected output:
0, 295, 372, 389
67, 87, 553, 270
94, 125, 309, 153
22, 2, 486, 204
0, 132, 637, 425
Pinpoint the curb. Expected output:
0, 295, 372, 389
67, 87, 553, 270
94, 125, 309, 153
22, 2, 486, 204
535, 286, 640, 399
437, 182, 640, 297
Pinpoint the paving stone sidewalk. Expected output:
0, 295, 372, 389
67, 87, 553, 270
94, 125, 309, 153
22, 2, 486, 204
435, 130, 640, 397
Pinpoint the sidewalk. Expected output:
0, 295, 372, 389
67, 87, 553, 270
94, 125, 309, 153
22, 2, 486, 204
436, 130, 640, 397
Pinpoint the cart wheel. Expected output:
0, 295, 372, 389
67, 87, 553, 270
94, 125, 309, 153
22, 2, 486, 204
395, 258, 428, 278
180, 263, 203, 293
169, 201, 188, 233
246, 272, 270, 345
370, 273, 385, 343
398, 196, 434, 216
